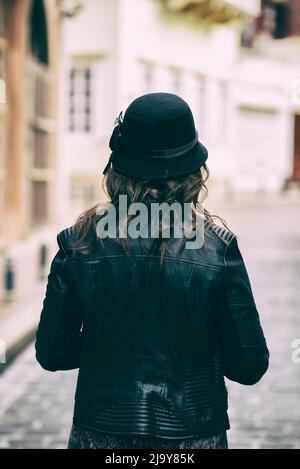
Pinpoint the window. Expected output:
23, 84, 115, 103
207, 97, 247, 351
219, 82, 228, 143
27, 59, 53, 228
140, 60, 155, 93
70, 179, 96, 203
30, 0, 48, 64
27, 0, 54, 228
261, 0, 291, 39
70, 177, 97, 218
236, 105, 281, 190
237, 105, 279, 173
170, 67, 182, 94
68, 65, 92, 132
273, 3, 290, 38
197, 76, 206, 133
31, 180, 48, 225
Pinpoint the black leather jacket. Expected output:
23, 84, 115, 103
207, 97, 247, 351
35, 220, 269, 438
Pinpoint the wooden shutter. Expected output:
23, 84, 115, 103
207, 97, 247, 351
27, 57, 54, 227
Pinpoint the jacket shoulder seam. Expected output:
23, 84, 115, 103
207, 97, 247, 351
64, 253, 224, 271
205, 220, 235, 246
57, 226, 75, 256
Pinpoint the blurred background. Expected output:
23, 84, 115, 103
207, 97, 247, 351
0, 0, 299, 449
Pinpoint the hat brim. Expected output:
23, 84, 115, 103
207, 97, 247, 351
111, 141, 208, 180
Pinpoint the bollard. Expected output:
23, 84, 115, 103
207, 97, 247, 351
4, 258, 14, 302
39, 243, 48, 281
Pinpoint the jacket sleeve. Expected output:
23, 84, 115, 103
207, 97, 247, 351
35, 236, 83, 372
216, 236, 270, 385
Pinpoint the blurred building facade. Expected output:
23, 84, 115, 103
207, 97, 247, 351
0, 0, 61, 334
242, 0, 300, 186
62, 0, 300, 220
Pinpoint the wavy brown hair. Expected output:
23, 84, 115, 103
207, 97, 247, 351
71, 164, 232, 262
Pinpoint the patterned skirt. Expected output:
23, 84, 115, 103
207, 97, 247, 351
67, 424, 228, 449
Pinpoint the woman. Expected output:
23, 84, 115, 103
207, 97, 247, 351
35, 93, 269, 449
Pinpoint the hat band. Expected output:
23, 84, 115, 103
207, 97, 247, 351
120, 132, 199, 160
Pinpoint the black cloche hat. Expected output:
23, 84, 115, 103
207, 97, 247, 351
103, 92, 208, 180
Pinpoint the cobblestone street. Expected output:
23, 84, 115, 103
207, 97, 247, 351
0, 198, 300, 449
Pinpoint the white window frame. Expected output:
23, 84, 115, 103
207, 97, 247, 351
237, 104, 280, 177
139, 59, 155, 94
68, 59, 94, 135
169, 66, 182, 94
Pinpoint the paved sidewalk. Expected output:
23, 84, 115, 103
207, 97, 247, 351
0, 345, 77, 449
0, 284, 46, 365
220, 199, 300, 449
0, 199, 299, 449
